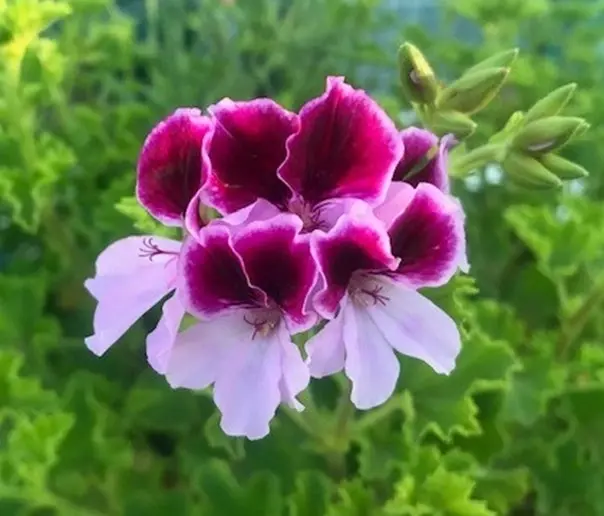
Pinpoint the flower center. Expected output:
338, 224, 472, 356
287, 197, 323, 233
348, 273, 390, 308
243, 307, 281, 339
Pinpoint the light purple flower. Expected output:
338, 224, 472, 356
306, 183, 466, 409
84, 236, 185, 374
136, 108, 212, 227
165, 213, 317, 440
197, 76, 403, 232
393, 127, 454, 192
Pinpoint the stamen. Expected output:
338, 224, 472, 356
288, 198, 327, 233
349, 274, 390, 307
138, 237, 180, 262
243, 310, 280, 339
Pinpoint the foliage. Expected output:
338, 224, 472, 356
1, 0, 604, 514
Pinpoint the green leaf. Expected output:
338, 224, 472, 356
114, 196, 180, 238
326, 479, 379, 516
473, 468, 530, 515
204, 411, 246, 461
288, 471, 333, 516
402, 331, 516, 441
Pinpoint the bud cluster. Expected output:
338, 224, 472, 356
398, 43, 590, 190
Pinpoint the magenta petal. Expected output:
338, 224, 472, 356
136, 109, 212, 226
388, 183, 466, 288
178, 227, 265, 318
312, 204, 398, 319
394, 128, 453, 192
279, 76, 403, 206
200, 98, 298, 214
233, 213, 318, 333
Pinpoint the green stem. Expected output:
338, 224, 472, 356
354, 395, 403, 433
557, 278, 604, 359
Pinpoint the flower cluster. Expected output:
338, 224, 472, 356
85, 76, 468, 439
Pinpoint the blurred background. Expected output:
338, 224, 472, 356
2, 0, 604, 514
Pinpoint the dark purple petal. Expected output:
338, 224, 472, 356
179, 225, 266, 318
233, 213, 318, 332
200, 98, 298, 214
312, 203, 399, 318
279, 76, 403, 206
136, 108, 211, 226
388, 183, 466, 288
393, 128, 453, 192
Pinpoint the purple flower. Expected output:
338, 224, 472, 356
84, 236, 185, 374
306, 183, 466, 409
164, 213, 318, 439
393, 127, 454, 192
197, 77, 403, 232
136, 108, 212, 227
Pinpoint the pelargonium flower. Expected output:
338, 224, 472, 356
195, 76, 403, 232
165, 213, 317, 439
136, 108, 212, 227
85, 236, 185, 374
392, 127, 454, 192
306, 183, 466, 409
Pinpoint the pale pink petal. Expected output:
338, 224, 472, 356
278, 331, 310, 410
373, 182, 414, 229
93, 236, 181, 278
84, 236, 181, 355
367, 276, 461, 374
84, 271, 173, 356
343, 301, 400, 410
146, 293, 186, 374
305, 304, 346, 378
213, 321, 285, 440
164, 313, 246, 390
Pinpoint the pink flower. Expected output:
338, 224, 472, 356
84, 236, 185, 374
195, 76, 403, 232
165, 213, 317, 439
393, 127, 455, 192
306, 183, 466, 409
136, 108, 212, 227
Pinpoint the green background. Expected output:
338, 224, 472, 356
1, 0, 604, 514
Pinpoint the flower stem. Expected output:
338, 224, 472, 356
557, 277, 604, 359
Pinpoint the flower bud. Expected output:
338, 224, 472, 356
436, 67, 510, 115
429, 110, 477, 140
503, 152, 563, 189
397, 42, 439, 105
525, 83, 577, 123
539, 154, 589, 180
512, 116, 586, 155
464, 48, 519, 75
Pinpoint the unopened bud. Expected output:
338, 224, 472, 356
398, 42, 439, 105
464, 48, 519, 75
525, 83, 577, 123
503, 152, 563, 189
436, 67, 510, 115
539, 154, 589, 180
450, 143, 506, 178
512, 116, 585, 155
430, 110, 477, 140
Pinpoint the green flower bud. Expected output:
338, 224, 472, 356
450, 143, 507, 177
429, 110, 477, 140
512, 116, 586, 155
464, 48, 519, 75
436, 67, 510, 115
539, 154, 589, 180
503, 152, 563, 189
524, 83, 577, 123
397, 42, 439, 105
